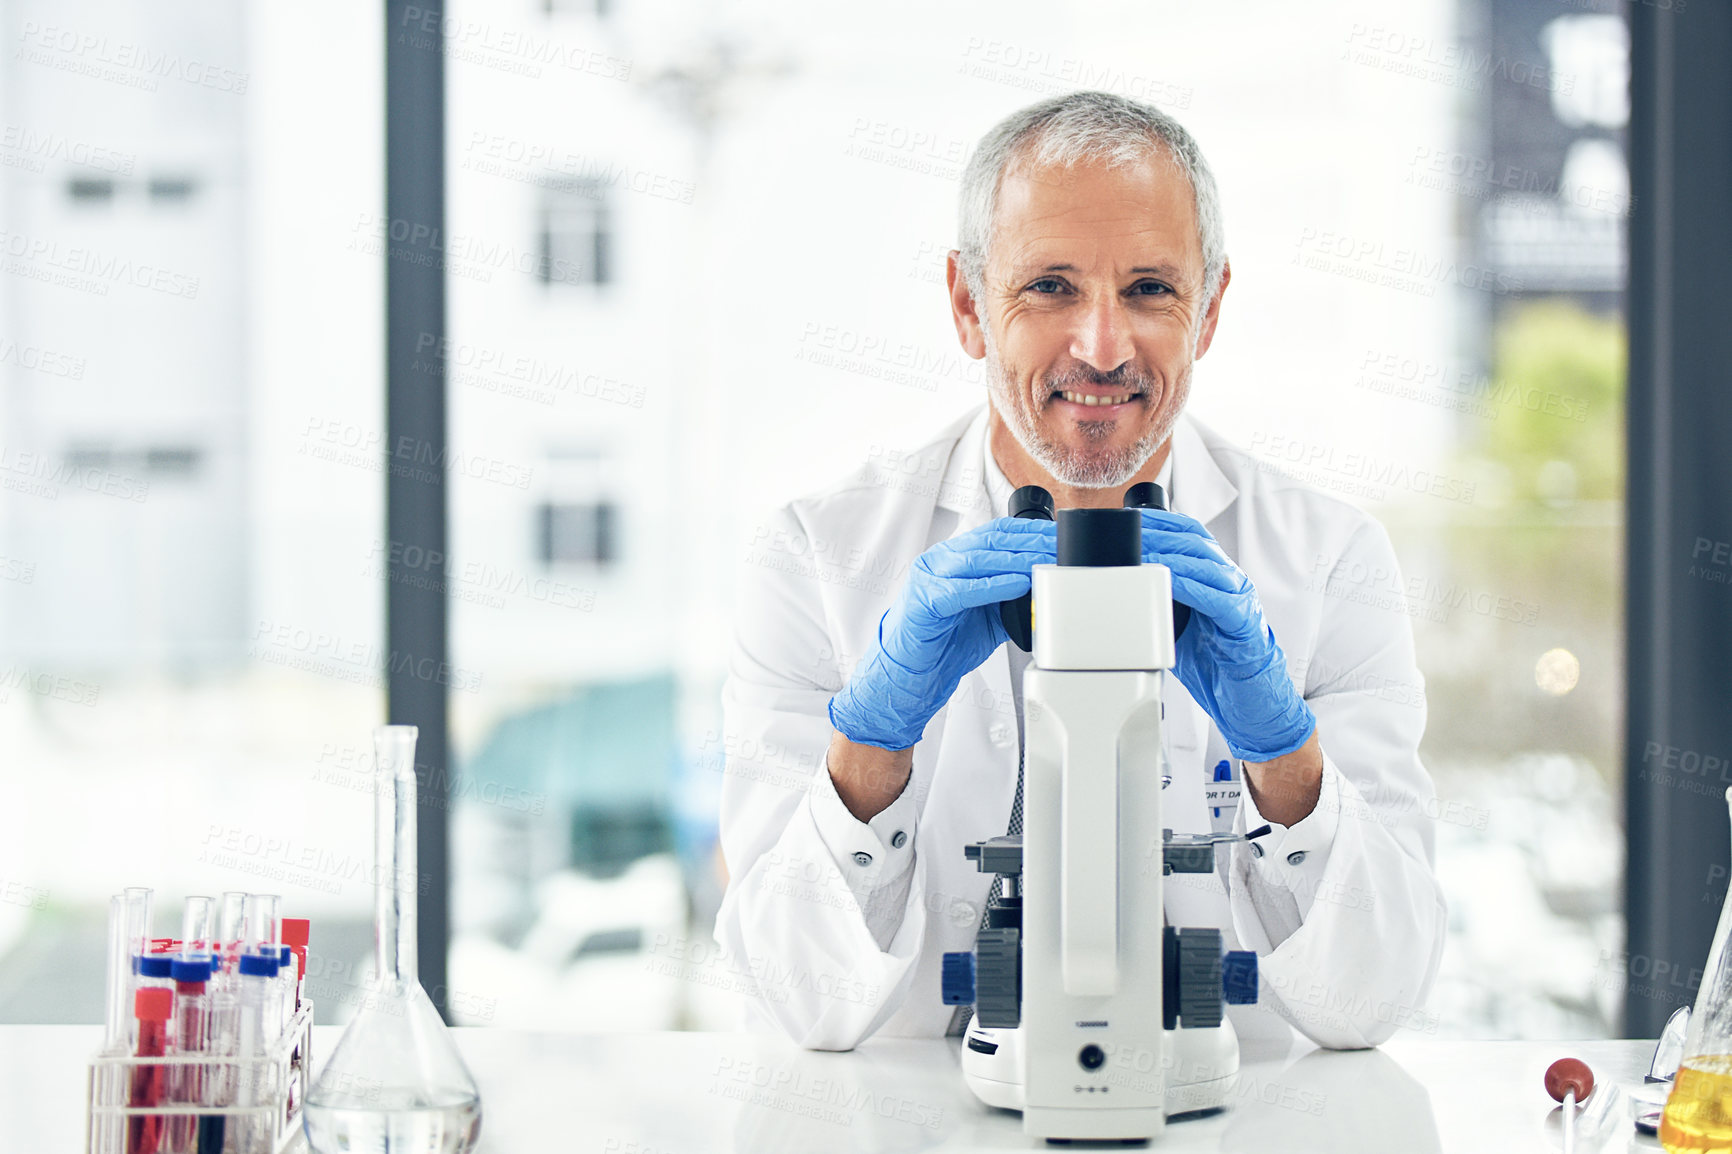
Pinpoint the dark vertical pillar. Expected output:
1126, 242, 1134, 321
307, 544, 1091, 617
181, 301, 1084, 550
1624, 1, 1732, 1037
385, 0, 450, 1018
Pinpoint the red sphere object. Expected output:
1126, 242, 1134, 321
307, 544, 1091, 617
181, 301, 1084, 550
1545, 1057, 1595, 1103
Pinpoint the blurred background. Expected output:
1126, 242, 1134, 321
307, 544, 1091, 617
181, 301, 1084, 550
0, 0, 1630, 1039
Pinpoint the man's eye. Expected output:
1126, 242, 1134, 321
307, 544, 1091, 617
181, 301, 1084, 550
1131, 281, 1172, 296
1027, 278, 1065, 294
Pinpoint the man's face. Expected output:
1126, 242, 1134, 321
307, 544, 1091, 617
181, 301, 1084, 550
961, 153, 1220, 489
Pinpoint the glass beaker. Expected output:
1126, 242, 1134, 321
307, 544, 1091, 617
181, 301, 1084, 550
305, 725, 483, 1154
1662, 787, 1732, 1151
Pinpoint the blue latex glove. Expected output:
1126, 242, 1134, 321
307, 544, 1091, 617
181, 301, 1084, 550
1136, 508, 1317, 763
829, 518, 1059, 751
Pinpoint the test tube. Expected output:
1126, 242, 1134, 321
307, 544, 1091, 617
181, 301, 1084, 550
178, 896, 214, 959
105, 895, 130, 1053
241, 893, 281, 958
129, 988, 171, 1154
135, 954, 175, 995
207, 892, 249, 1151
164, 956, 211, 1154
124, 888, 154, 947
278, 945, 296, 1024
280, 919, 309, 1012
216, 892, 245, 982
280, 919, 310, 1117
122, 888, 153, 1051
99, 896, 131, 1154
201, 977, 237, 1154
234, 950, 281, 1150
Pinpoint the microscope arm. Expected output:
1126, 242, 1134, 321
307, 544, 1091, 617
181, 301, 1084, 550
1060, 717, 1121, 997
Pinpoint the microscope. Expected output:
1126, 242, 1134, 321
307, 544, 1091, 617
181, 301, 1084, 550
942, 485, 1261, 1142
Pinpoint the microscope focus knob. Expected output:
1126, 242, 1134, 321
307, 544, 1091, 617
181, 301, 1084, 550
1177, 928, 1224, 1029
941, 952, 976, 1005
1223, 950, 1259, 1005
1164, 926, 1228, 1029
974, 928, 1023, 1028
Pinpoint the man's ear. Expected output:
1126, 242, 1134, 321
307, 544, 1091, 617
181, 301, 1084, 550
1193, 258, 1231, 360
947, 250, 987, 359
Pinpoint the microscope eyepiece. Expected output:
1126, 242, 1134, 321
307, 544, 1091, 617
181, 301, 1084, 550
1121, 480, 1192, 640
1056, 508, 1141, 567
1009, 485, 1055, 521
1122, 481, 1169, 511
1000, 486, 1056, 651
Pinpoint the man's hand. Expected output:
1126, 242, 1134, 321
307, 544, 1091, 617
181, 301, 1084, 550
827, 518, 1058, 817
1135, 507, 1317, 766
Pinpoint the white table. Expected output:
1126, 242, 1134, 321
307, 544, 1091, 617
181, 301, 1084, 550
0, 1025, 1667, 1152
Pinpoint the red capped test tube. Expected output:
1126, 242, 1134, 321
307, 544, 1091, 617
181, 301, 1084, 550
280, 918, 309, 1010
128, 987, 172, 1154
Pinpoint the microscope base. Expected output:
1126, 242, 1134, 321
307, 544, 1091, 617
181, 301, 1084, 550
961, 1019, 1240, 1137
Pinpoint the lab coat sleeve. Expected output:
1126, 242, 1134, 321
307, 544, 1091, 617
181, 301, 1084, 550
1227, 518, 1448, 1049
806, 759, 922, 949
710, 503, 930, 1051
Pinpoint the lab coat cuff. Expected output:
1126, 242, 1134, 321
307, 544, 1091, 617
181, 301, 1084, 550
1240, 753, 1342, 884
807, 754, 920, 896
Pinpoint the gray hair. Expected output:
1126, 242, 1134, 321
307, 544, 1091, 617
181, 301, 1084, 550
957, 91, 1226, 323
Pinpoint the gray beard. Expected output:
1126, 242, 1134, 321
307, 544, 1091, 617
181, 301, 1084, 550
982, 335, 1182, 490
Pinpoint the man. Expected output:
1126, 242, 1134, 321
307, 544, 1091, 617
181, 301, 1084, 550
714, 90, 1446, 1052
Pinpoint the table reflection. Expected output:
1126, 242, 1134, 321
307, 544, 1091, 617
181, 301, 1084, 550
726, 1037, 972, 1154
1222, 1045, 1442, 1153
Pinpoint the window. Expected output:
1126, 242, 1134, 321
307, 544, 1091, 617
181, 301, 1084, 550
142, 447, 201, 476
536, 178, 611, 287
538, 500, 618, 565
147, 176, 198, 203
66, 177, 115, 204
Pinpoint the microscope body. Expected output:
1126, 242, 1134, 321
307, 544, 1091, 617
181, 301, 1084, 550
945, 505, 1255, 1141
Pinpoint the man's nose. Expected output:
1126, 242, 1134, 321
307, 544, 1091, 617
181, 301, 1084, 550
1069, 292, 1135, 374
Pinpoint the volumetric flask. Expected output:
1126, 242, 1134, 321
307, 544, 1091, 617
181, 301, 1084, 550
304, 725, 482, 1154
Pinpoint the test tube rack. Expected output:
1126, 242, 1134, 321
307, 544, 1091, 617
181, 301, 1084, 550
84, 999, 314, 1154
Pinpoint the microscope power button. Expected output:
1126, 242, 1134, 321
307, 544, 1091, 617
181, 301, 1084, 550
1078, 1044, 1106, 1071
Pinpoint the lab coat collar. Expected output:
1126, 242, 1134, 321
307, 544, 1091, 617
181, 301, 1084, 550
1169, 412, 1239, 529
935, 406, 994, 526
934, 404, 1240, 529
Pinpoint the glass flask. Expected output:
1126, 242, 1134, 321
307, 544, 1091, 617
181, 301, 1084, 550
305, 725, 483, 1154
1662, 787, 1732, 1152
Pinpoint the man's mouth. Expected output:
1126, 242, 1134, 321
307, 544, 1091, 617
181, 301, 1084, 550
1051, 389, 1142, 410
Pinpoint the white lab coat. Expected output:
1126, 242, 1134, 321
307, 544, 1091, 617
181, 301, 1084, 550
713, 404, 1447, 1052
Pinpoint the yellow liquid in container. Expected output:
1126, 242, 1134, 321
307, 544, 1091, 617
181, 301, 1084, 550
1663, 1057, 1732, 1152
